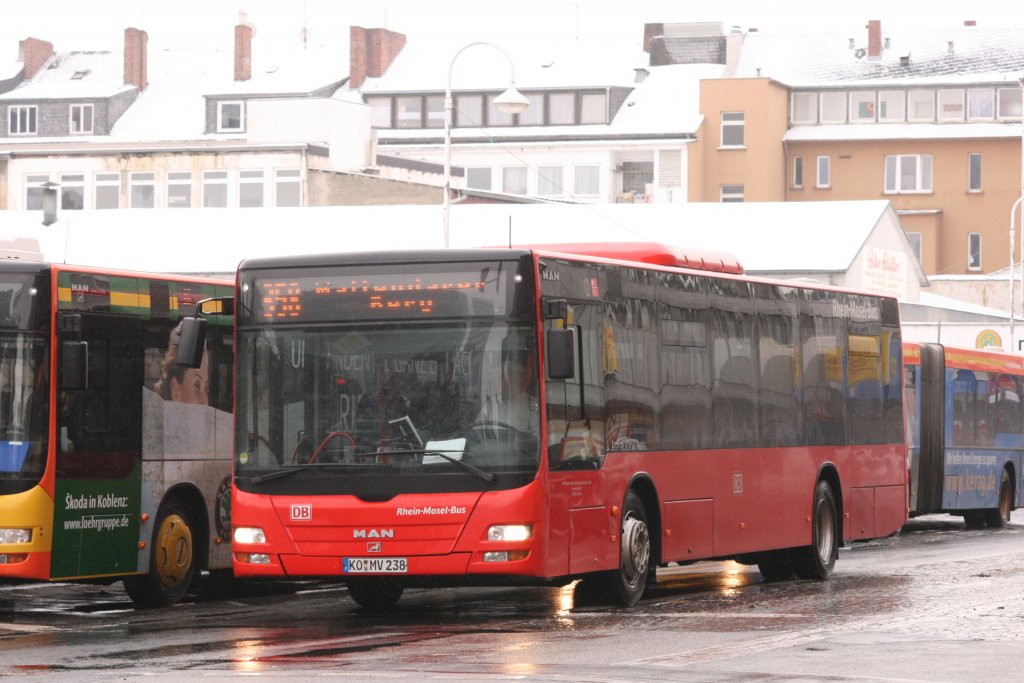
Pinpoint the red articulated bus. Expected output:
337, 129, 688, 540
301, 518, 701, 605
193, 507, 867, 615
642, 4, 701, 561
182, 242, 907, 608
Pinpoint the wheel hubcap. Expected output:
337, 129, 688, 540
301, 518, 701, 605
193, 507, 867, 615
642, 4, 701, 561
155, 513, 192, 589
815, 500, 835, 562
621, 512, 650, 585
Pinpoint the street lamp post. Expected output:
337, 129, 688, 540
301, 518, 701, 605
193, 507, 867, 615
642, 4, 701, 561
442, 42, 529, 248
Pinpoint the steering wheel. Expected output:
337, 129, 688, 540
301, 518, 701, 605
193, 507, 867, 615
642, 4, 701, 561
469, 421, 518, 439
308, 431, 357, 464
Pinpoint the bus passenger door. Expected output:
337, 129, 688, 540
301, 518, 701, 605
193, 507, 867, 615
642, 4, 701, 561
543, 302, 610, 576
52, 312, 143, 580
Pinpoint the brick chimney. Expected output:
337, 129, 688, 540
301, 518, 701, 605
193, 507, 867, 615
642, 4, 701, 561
124, 27, 148, 91
235, 23, 253, 81
349, 26, 406, 89
18, 37, 53, 80
867, 20, 882, 59
643, 23, 665, 53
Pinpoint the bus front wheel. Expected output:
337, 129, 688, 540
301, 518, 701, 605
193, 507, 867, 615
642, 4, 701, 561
985, 469, 1013, 528
587, 490, 651, 607
791, 480, 838, 580
124, 500, 197, 608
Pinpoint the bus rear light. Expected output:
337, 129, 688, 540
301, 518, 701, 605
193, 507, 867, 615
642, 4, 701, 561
483, 550, 529, 563
0, 554, 28, 564
0, 528, 31, 544
487, 524, 532, 542
233, 527, 266, 544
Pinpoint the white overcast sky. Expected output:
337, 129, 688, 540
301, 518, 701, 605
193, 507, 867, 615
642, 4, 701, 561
0, 0, 1013, 55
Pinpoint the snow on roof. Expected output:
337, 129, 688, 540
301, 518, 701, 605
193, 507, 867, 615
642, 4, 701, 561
609, 63, 720, 134
358, 36, 644, 93
0, 200, 897, 277
733, 24, 1024, 87
0, 51, 130, 100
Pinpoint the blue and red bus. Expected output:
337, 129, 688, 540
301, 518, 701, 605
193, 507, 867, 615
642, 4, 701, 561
184, 242, 907, 607
903, 342, 1021, 527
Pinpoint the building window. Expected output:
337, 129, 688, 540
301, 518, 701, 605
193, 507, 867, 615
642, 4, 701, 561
816, 156, 831, 188
368, 97, 392, 128
574, 165, 600, 196
967, 89, 995, 120
820, 92, 846, 123
425, 96, 445, 128
69, 104, 94, 134
167, 171, 192, 208
485, 94, 514, 126
466, 167, 492, 191
129, 172, 155, 208
791, 92, 817, 124
395, 96, 423, 128
879, 91, 905, 122
997, 88, 1023, 119
502, 166, 527, 194
60, 174, 85, 210
906, 232, 922, 265
968, 153, 982, 192
849, 91, 876, 122
275, 169, 301, 206
217, 101, 245, 132
908, 90, 935, 121
517, 94, 544, 126
455, 95, 483, 127
94, 172, 120, 209
538, 166, 563, 195
621, 161, 653, 196
658, 149, 681, 188
25, 174, 49, 210
202, 170, 229, 207
720, 184, 744, 202
968, 232, 981, 271
580, 92, 607, 124
937, 89, 964, 121
720, 112, 744, 147
548, 93, 575, 125
239, 170, 265, 208
793, 156, 804, 188
8, 105, 37, 135
884, 154, 933, 193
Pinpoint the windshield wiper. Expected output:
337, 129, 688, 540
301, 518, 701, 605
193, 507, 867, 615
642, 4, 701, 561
420, 450, 495, 483
248, 462, 392, 485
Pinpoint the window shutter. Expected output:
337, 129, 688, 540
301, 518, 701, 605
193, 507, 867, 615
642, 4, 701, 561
658, 150, 681, 188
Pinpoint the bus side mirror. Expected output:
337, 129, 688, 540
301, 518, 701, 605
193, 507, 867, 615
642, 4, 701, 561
177, 317, 207, 369
546, 327, 577, 380
60, 341, 88, 391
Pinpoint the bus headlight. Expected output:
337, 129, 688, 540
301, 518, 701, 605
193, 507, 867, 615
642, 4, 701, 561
487, 524, 532, 542
0, 528, 32, 544
233, 527, 266, 544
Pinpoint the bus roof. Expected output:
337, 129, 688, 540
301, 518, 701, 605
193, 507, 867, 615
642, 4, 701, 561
519, 242, 744, 274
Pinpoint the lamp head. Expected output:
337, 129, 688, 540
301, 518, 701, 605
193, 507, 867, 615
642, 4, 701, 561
494, 86, 529, 115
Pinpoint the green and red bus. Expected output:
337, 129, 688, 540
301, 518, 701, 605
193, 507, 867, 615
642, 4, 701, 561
0, 254, 233, 606
903, 342, 1021, 527
185, 242, 907, 608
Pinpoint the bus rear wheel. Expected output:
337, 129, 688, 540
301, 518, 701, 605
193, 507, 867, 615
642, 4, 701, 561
985, 469, 1013, 528
346, 578, 404, 610
791, 480, 838, 580
124, 500, 197, 608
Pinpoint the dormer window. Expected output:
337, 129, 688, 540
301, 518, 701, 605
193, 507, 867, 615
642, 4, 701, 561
217, 101, 245, 132
70, 104, 94, 134
8, 105, 37, 135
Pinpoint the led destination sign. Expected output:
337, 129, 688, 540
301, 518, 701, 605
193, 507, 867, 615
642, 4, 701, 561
248, 262, 526, 323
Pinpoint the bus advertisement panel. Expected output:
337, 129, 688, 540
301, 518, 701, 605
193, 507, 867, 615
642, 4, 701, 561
218, 244, 906, 608
0, 260, 233, 606
903, 342, 1021, 527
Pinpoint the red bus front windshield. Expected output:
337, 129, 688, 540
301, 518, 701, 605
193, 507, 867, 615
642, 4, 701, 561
234, 259, 541, 496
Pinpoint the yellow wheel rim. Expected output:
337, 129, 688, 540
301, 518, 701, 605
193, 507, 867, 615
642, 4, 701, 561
154, 513, 193, 589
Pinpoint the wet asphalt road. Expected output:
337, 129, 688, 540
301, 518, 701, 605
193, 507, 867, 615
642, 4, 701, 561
2, 512, 1023, 682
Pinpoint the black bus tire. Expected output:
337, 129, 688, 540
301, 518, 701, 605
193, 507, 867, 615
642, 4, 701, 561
985, 469, 1013, 528
124, 499, 197, 608
791, 480, 839, 580
346, 577, 404, 610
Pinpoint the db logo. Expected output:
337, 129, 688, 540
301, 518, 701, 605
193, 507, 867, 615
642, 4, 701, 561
290, 504, 312, 521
